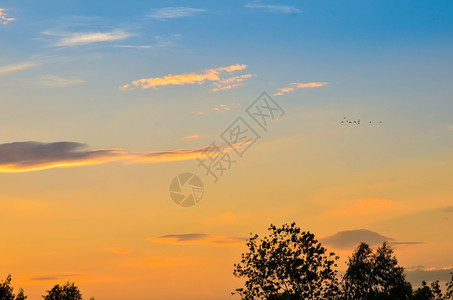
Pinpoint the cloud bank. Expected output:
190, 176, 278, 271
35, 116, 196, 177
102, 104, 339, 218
0, 141, 233, 173
321, 229, 423, 249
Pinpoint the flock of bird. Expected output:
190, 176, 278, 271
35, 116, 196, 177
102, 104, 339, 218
341, 117, 383, 124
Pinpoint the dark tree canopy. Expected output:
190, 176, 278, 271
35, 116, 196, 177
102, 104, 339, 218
413, 281, 434, 300
342, 242, 412, 300
0, 275, 15, 300
446, 273, 453, 299
15, 289, 26, 300
42, 282, 94, 300
233, 223, 340, 299
0, 275, 27, 300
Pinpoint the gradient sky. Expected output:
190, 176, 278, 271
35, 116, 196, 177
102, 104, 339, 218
1, 1, 453, 299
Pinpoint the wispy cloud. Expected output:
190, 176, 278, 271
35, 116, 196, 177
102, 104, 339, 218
321, 229, 423, 249
120, 64, 250, 91
34, 75, 84, 88
112, 34, 183, 50
25, 272, 78, 282
212, 104, 231, 111
0, 8, 15, 25
211, 74, 254, 92
0, 62, 37, 75
274, 82, 328, 96
43, 30, 134, 47
184, 134, 200, 139
191, 111, 206, 116
245, 4, 301, 15
148, 233, 246, 246
148, 7, 207, 20
0, 141, 236, 173
112, 45, 153, 49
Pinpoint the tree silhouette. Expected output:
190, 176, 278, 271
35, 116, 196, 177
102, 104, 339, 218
412, 274, 453, 300
0, 275, 27, 300
429, 280, 443, 300
413, 281, 434, 300
42, 282, 94, 300
446, 272, 453, 299
342, 242, 412, 300
15, 289, 26, 300
233, 223, 340, 299
0, 275, 15, 300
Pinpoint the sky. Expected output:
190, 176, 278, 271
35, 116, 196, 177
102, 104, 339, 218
1, 0, 453, 299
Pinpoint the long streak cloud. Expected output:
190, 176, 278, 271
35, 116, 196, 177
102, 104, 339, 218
0, 141, 229, 173
120, 64, 250, 91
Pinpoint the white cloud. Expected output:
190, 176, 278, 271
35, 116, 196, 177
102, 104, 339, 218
0, 8, 16, 25
35, 75, 85, 88
148, 7, 207, 20
0, 62, 36, 75
245, 4, 301, 14
43, 30, 134, 47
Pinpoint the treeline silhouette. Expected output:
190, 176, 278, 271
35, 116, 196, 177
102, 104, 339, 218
233, 223, 453, 300
2, 223, 451, 300
0, 277, 94, 300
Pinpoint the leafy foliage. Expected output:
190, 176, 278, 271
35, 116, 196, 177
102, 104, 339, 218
233, 223, 340, 299
42, 282, 94, 300
342, 242, 412, 300
0, 275, 27, 300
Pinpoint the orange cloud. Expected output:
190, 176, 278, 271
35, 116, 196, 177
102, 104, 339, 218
211, 74, 253, 92
148, 233, 246, 246
120, 64, 248, 91
274, 81, 328, 96
190, 111, 206, 115
212, 104, 231, 111
184, 134, 200, 139
0, 141, 236, 173
21, 272, 78, 282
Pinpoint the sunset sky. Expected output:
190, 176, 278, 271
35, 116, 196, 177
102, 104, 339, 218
1, 1, 453, 299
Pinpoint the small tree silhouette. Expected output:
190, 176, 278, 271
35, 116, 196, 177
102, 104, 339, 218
42, 282, 94, 300
233, 223, 340, 299
413, 281, 434, 300
0, 275, 27, 300
446, 272, 453, 299
342, 242, 412, 300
